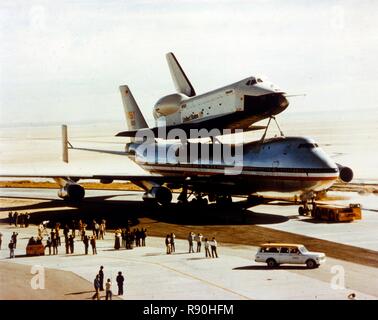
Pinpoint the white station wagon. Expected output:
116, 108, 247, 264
255, 243, 326, 268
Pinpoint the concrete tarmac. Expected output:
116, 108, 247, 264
0, 224, 377, 300
0, 188, 377, 300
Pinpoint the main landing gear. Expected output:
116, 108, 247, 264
297, 194, 316, 216
177, 187, 232, 207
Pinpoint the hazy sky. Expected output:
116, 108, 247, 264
0, 0, 377, 126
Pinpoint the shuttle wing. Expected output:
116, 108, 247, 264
116, 114, 267, 138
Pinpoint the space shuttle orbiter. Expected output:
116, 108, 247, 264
116, 52, 289, 138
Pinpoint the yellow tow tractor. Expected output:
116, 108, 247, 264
311, 203, 362, 222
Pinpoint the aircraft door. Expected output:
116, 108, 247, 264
272, 160, 279, 168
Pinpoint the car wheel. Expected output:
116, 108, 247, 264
298, 207, 305, 215
266, 259, 277, 268
306, 259, 316, 269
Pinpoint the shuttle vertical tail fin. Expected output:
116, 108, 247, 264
119, 85, 148, 131
166, 52, 196, 97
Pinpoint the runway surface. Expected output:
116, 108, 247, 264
0, 187, 377, 300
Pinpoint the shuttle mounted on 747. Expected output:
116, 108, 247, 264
0, 52, 354, 215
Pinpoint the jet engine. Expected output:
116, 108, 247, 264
337, 163, 353, 183
153, 93, 187, 118
142, 186, 172, 205
58, 183, 85, 201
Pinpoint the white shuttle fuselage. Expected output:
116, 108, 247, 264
154, 76, 287, 130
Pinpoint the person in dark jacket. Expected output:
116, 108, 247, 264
14, 212, 19, 227
63, 224, 70, 243
91, 275, 100, 300
116, 271, 124, 295
141, 228, 147, 246
98, 266, 104, 291
46, 237, 52, 255
188, 232, 194, 253
83, 235, 89, 254
9, 240, 15, 258
65, 236, 70, 254
52, 235, 58, 255
11, 232, 19, 249
90, 236, 97, 254
114, 229, 121, 250
68, 235, 74, 254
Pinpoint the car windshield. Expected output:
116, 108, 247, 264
299, 246, 308, 253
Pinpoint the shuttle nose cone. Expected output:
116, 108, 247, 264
271, 93, 289, 115
279, 94, 289, 110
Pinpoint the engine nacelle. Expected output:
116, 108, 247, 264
337, 163, 353, 183
153, 93, 187, 118
58, 183, 85, 201
143, 186, 172, 205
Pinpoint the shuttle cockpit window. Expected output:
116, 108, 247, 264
298, 143, 318, 149
245, 78, 257, 86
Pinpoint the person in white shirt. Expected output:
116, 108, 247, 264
196, 233, 203, 252
165, 234, 171, 254
170, 233, 176, 253
105, 279, 112, 300
210, 237, 218, 258
188, 232, 194, 253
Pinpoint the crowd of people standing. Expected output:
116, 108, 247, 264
92, 266, 125, 300
164, 232, 219, 258
188, 232, 218, 258
43, 219, 105, 256
8, 211, 31, 228
4, 210, 220, 262
114, 227, 147, 250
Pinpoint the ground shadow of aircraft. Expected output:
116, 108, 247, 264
0, 193, 138, 212
0, 194, 289, 227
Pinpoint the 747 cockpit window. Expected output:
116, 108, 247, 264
298, 143, 318, 149
245, 78, 257, 86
